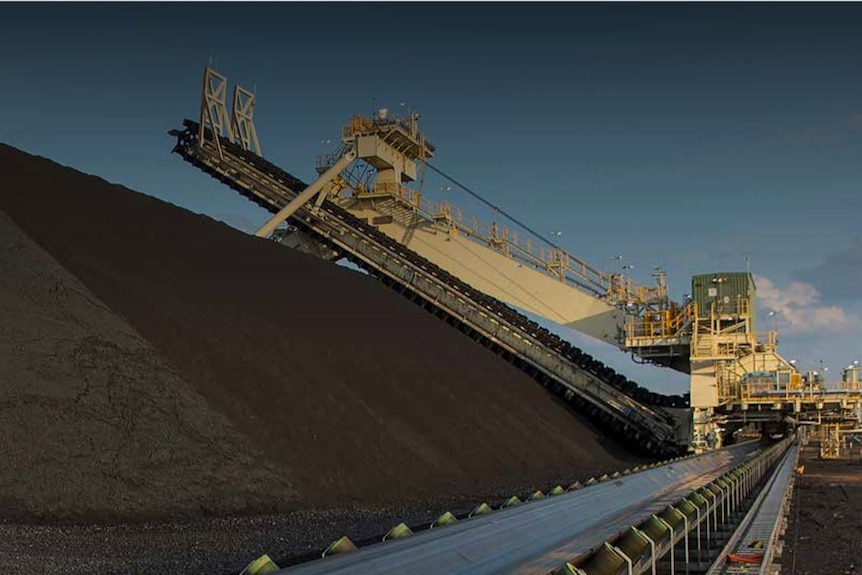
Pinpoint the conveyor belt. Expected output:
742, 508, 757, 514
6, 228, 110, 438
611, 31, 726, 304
269, 442, 763, 575
169, 121, 686, 455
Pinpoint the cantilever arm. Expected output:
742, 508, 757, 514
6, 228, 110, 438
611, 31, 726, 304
254, 149, 357, 238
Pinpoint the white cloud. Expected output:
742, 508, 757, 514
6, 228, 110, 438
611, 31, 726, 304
755, 275, 860, 334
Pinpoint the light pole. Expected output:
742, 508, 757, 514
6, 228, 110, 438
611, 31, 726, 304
609, 254, 623, 301
440, 185, 452, 221
622, 263, 634, 285
610, 254, 623, 274
621, 264, 634, 307
816, 359, 829, 388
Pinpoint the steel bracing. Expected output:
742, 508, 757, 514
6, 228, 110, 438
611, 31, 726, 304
171, 67, 861, 455
169, 116, 684, 455
168, 69, 692, 456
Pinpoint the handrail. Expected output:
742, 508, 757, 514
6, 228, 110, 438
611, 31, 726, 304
626, 302, 696, 340
562, 437, 794, 575
255, 443, 762, 575
344, 175, 668, 307
705, 440, 799, 575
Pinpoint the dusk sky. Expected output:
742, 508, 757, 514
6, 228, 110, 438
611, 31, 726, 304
1, 3, 860, 394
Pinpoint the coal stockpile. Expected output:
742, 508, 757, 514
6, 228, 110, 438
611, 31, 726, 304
0, 142, 643, 572
0, 209, 297, 522
0, 142, 641, 506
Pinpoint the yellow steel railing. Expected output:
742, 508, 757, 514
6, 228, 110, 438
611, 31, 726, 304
753, 331, 779, 352
738, 383, 862, 404
341, 114, 436, 157
626, 302, 696, 339
349, 179, 667, 305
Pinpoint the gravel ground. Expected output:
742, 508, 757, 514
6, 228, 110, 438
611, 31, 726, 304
0, 483, 586, 575
0, 506, 437, 575
780, 447, 862, 575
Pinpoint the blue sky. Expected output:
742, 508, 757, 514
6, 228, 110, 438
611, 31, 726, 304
1, 3, 860, 394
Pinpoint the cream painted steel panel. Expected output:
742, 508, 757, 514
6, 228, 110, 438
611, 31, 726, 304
691, 361, 719, 408
737, 351, 794, 374
255, 150, 358, 238
341, 204, 624, 349
356, 135, 418, 181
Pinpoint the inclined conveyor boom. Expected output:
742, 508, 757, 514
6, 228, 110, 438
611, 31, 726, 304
170, 119, 685, 456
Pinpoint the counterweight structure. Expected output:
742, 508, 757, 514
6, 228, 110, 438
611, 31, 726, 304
170, 68, 860, 451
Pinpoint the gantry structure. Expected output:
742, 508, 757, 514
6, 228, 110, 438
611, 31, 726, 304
169, 68, 861, 451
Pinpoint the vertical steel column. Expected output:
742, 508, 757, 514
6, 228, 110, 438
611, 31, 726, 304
670, 507, 689, 572
633, 527, 657, 575
690, 502, 703, 563
198, 67, 233, 160
731, 475, 738, 514
230, 84, 262, 156
712, 489, 721, 533
607, 543, 634, 575
748, 465, 754, 493
655, 515, 676, 575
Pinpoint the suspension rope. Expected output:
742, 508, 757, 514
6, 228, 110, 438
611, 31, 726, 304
424, 162, 564, 252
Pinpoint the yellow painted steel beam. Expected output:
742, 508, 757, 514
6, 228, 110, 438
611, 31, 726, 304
255, 150, 357, 238
335, 199, 626, 349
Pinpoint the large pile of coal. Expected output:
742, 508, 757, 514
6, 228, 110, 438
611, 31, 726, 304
0, 210, 295, 521
0, 142, 639, 521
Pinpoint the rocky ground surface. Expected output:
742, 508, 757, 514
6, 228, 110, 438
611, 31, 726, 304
780, 447, 862, 575
0, 142, 648, 573
0, 504, 469, 575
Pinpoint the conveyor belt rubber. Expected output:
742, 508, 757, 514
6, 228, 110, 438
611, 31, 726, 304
264, 442, 765, 575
